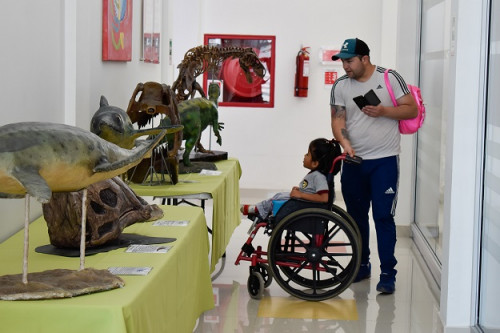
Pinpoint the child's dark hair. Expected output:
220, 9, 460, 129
309, 138, 342, 175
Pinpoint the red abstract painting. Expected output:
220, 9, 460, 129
102, 0, 132, 61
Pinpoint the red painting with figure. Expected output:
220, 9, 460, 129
102, 0, 132, 61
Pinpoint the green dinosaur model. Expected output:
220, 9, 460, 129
160, 83, 223, 166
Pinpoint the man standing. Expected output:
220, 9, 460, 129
330, 38, 417, 294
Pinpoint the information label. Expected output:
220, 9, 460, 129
125, 244, 172, 253
108, 266, 153, 275
153, 220, 189, 227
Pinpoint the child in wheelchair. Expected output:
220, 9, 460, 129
240, 138, 342, 221
236, 138, 363, 301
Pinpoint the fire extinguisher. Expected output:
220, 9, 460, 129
294, 47, 310, 97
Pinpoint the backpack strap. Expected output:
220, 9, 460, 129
384, 69, 398, 106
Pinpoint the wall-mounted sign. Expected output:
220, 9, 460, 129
319, 46, 341, 65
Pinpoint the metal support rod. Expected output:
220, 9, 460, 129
22, 194, 30, 284
79, 188, 88, 270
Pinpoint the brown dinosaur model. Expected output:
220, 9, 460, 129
126, 82, 183, 183
126, 81, 181, 130
171, 45, 267, 102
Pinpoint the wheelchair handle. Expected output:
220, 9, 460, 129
344, 154, 362, 165
329, 153, 362, 174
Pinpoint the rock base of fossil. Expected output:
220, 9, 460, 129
0, 268, 124, 300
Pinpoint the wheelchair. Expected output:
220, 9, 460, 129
235, 153, 362, 301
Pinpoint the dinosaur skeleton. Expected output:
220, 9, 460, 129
125, 45, 266, 182
171, 45, 267, 102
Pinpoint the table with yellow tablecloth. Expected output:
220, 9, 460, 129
129, 158, 242, 272
0, 205, 214, 333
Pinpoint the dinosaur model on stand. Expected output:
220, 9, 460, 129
126, 82, 183, 183
0, 122, 167, 299
160, 83, 224, 167
171, 45, 267, 102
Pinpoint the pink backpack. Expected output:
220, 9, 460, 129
384, 69, 425, 134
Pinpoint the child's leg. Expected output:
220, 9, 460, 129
243, 192, 289, 219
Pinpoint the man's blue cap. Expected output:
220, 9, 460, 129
332, 38, 370, 60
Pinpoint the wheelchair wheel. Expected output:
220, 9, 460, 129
268, 208, 361, 301
251, 263, 273, 288
278, 204, 361, 289
331, 204, 360, 238
330, 204, 361, 281
247, 271, 265, 299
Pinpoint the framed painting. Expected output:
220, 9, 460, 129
203, 34, 275, 108
102, 0, 133, 61
142, 0, 161, 63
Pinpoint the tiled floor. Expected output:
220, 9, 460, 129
193, 191, 444, 333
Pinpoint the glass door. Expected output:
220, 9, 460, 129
414, 0, 450, 262
478, 1, 500, 330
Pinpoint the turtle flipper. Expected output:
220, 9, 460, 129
12, 166, 52, 203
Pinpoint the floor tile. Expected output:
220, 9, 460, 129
193, 194, 443, 333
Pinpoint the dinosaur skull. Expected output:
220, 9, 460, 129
239, 50, 266, 82
43, 177, 163, 248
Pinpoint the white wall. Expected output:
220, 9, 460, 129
74, 0, 164, 129
0, 1, 66, 241
395, 0, 420, 226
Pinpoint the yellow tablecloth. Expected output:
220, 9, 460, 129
0, 206, 214, 333
130, 158, 242, 272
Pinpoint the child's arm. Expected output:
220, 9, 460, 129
290, 187, 328, 203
